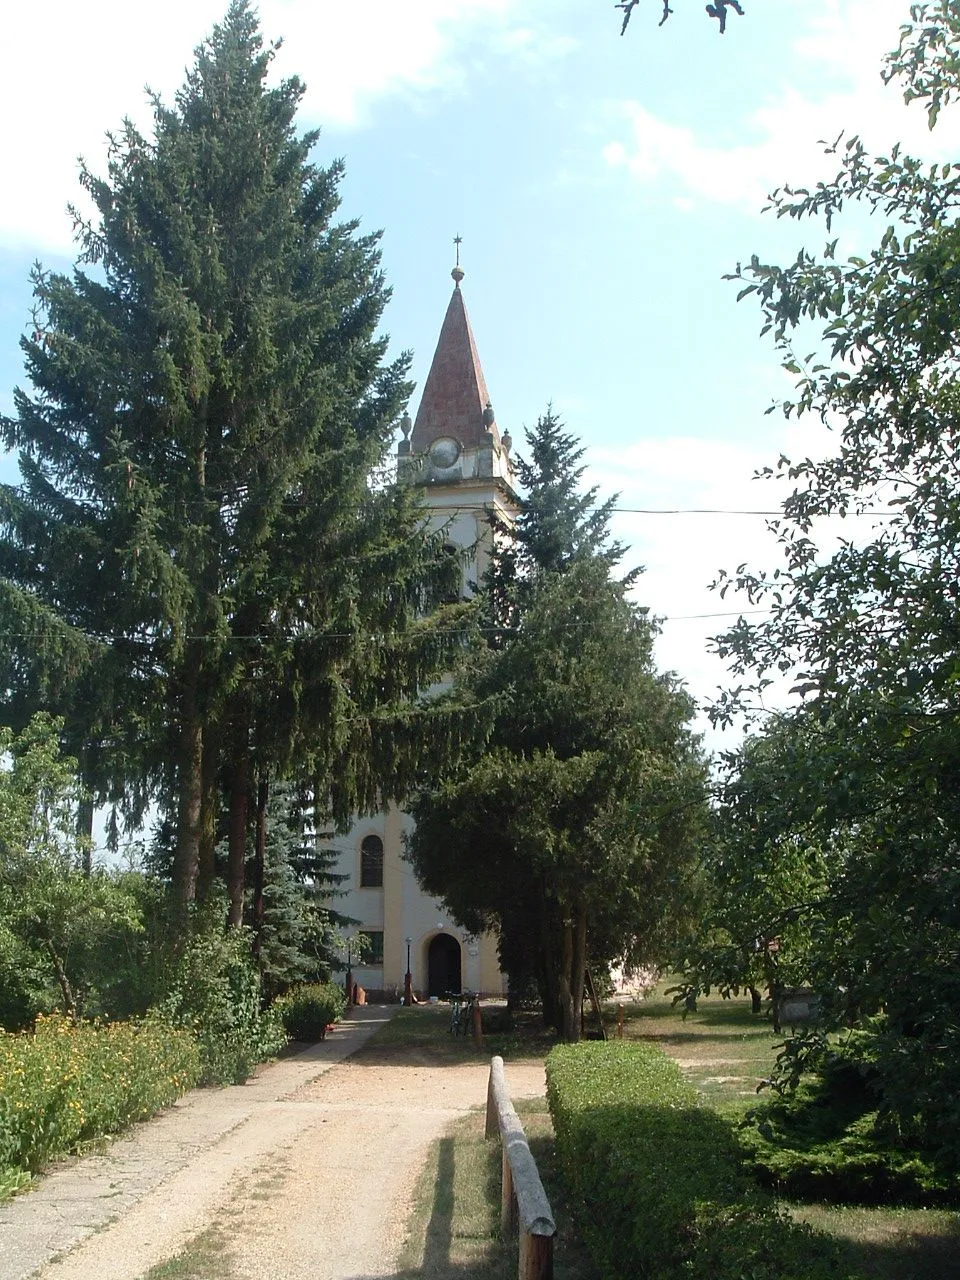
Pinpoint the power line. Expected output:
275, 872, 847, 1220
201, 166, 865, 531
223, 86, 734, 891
0, 609, 772, 644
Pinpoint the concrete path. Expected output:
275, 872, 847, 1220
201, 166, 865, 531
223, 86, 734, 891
0, 1007, 546, 1280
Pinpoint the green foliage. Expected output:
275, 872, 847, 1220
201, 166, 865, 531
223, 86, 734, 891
546, 1041, 858, 1280
0, 714, 146, 1024
672, 714, 837, 1014
251, 785, 349, 998
155, 909, 285, 1085
0, 1013, 199, 1189
273, 982, 346, 1041
0, 1, 476, 907
706, 5, 960, 1145
739, 1033, 959, 1205
410, 415, 707, 1040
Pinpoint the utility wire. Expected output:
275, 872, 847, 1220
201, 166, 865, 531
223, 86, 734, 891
0, 609, 773, 643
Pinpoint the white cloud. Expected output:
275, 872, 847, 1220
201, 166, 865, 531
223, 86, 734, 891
587, 416, 855, 747
602, 0, 949, 214
0, 0, 519, 254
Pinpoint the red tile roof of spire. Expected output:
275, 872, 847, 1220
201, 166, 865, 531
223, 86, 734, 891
411, 280, 499, 453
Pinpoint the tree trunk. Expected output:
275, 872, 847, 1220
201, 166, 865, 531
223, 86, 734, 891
41, 931, 77, 1021
558, 909, 587, 1042
227, 749, 251, 927
252, 776, 268, 955
172, 663, 202, 915
749, 985, 763, 1015
558, 922, 578, 1042
572, 908, 587, 1036
537, 896, 561, 1032
197, 726, 219, 900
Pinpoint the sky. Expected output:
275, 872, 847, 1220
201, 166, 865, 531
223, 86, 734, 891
0, 0, 951, 755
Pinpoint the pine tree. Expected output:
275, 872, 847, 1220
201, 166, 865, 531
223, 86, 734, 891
0, 2, 472, 915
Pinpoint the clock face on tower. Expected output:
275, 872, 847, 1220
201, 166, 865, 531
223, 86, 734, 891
428, 436, 461, 468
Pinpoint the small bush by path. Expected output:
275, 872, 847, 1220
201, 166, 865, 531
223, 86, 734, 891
273, 983, 346, 1041
0, 1014, 200, 1196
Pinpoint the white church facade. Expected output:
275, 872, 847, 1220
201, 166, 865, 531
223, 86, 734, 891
327, 264, 518, 999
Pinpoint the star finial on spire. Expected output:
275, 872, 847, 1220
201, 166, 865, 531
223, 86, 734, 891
452, 234, 465, 285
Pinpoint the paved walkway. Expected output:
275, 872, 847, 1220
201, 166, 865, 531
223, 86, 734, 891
0, 1007, 546, 1280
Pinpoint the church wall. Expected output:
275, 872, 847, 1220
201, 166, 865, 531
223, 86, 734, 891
325, 806, 506, 999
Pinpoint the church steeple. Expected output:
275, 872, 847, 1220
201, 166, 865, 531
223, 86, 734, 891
410, 263, 501, 455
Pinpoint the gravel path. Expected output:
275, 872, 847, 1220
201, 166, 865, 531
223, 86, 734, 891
0, 1007, 546, 1280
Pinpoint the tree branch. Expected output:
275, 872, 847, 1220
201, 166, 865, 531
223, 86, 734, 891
617, 0, 745, 35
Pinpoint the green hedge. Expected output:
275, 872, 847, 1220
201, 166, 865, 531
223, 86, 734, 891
273, 983, 346, 1041
0, 1014, 200, 1195
546, 1041, 861, 1280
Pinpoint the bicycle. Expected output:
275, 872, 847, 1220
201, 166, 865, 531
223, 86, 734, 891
447, 990, 479, 1036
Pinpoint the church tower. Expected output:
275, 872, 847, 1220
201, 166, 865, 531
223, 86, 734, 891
328, 258, 518, 1001
398, 258, 518, 588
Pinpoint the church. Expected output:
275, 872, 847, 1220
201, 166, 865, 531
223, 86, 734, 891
327, 261, 519, 1000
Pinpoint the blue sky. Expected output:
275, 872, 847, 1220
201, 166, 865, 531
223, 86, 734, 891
0, 0, 949, 751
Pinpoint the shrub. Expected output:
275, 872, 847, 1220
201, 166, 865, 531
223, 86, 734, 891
0, 1014, 199, 1189
546, 1041, 859, 1280
273, 983, 346, 1041
739, 1056, 958, 1205
155, 919, 286, 1085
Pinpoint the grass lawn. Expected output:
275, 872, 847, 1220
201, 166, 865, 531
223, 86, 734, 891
613, 986, 780, 1108
361, 999, 558, 1063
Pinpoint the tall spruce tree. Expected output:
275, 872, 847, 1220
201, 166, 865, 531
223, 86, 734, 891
0, 3, 474, 915
485, 409, 632, 635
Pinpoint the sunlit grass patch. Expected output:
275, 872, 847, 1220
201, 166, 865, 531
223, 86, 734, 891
614, 985, 780, 1107
139, 1225, 233, 1280
397, 1102, 597, 1280
790, 1203, 960, 1280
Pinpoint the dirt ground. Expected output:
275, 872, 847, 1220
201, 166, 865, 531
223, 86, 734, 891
0, 1007, 546, 1280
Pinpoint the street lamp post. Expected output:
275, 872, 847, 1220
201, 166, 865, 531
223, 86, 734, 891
403, 936, 413, 1006
345, 935, 353, 1005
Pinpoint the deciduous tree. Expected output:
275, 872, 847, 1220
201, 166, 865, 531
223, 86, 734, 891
710, 0, 960, 1153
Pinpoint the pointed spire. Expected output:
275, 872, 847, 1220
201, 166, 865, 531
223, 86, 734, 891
411, 265, 498, 453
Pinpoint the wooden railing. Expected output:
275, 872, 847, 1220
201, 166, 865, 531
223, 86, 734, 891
485, 1055, 556, 1280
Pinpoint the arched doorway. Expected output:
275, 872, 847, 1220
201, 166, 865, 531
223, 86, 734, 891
427, 933, 462, 997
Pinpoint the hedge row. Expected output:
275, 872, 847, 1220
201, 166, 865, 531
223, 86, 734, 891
546, 1041, 861, 1280
0, 1014, 200, 1193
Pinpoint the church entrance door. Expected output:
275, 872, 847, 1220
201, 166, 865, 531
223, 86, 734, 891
427, 933, 462, 996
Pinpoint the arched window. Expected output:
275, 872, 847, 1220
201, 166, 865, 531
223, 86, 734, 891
360, 834, 384, 888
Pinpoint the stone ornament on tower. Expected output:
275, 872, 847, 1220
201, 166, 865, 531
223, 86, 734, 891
397, 409, 413, 457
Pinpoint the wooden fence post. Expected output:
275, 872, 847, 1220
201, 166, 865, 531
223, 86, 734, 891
485, 1065, 498, 1139
486, 1055, 556, 1280
520, 1230, 554, 1280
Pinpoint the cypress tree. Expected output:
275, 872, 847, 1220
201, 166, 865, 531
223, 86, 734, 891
0, 2, 473, 913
